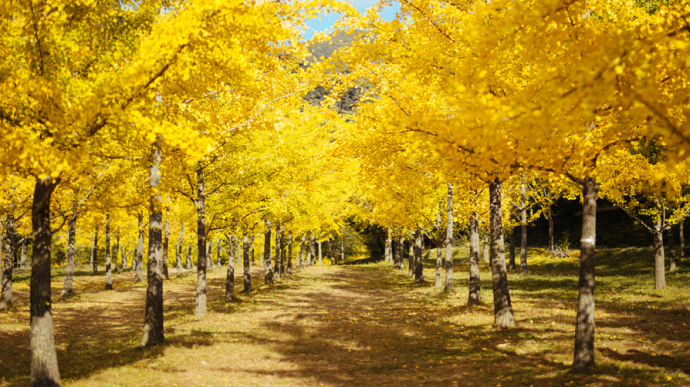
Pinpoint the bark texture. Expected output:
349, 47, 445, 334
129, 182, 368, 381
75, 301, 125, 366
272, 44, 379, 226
445, 183, 454, 290
163, 221, 170, 280
29, 177, 61, 386
318, 241, 322, 265
572, 177, 597, 373
408, 231, 414, 277
287, 231, 293, 274
385, 227, 392, 264
135, 213, 144, 283
435, 212, 443, 288
414, 227, 424, 283
243, 235, 252, 293
273, 222, 281, 278
61, 211, 77, 298
264, 221, 273, 284
489, 178, 515, 329
0, 212, 14, 309
226, 235, 235, 302
653, 226, 666, 289
142, 142, 165, 346
105, 213, 113, 290
482, 228, 490, 263
92, 225, 99, 274
468, 210, 481, 306
668, 224, 676, 272
195, 163, 208, 318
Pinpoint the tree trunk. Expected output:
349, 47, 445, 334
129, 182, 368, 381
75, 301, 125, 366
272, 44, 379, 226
226, 235, 235, 302
244, 235, 252, 293
482, 228, 490, 263
328, 238, 333, 265
92, 225, 99, 274
163, 221, 170, 279
408, 231, 414, 277
236, 237, 240, 271
20, 238, 26, 267
318, 241, 322, 265
217, 236, 221, 267
394, 236, 402, 271
653, 225, 666, 289
90, 231, 95, 270
186, 242, 192, 270
468, 210, 481, 306
62, 212, 77, 298
489, 178, 515, 329
114, 228, 120, 273
195, 163, 208, 318
280, 228, 286, 277
668, 224, 677, 272
341, 233, 345, 264
309, 232, 316, 266
414, 227, 424, 283
520, 177, 528, 273
300, 235, 306, 270
508, 223, 510, 270
548, 206, 555, 252
105, 213, 113, 290
445, 183, 454, 290
287, 231, 293, 274
680, 219, 686, 258
264, 221, 273, 284
385, 227, 392, 264
274, 222, 281, 278
142, 141, 165, 346
177, 223, 183, 275
29, 177, 61, 386
0, 211, 14, 309
135, 212, 144, 283
432, 213, 441, 288
392, 238, 399, 271
572, 176, 597, 373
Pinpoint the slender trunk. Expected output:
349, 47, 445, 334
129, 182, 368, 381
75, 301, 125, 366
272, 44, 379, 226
287, 231, 293, 274
435, 212, 443, 288
300, 235, 305, 270
520, 177, 528, 273
280, 227, 286, 277
394, 235, 402, 271
408, 231, 414, 277
445, 183, 454, 290
90, 231, 95, 269
217, 236, 221, 267
398, 237, 405, 272
274, 222, 281, 278
29, 177, 61, 386
572, 177, 597, 373
264, 221, 273, 284
92, 226, 99, 274
309, 232, 315, 266
414, 227, 424, 283
244, 235, 252, 293
177, 223, 183, 275
386, 227, 392, 263
135, 213, 144, 283
482, 228, 490, 263
548, 206, 555, 252
489, 178, 515, 329
226, 235, 235, 302
668, 224, 677, 272
468, 210, 481, 306
0, 211, 15, 309
62, 212, 77, 298
195, 163, 208, 318
163, 222, 170, 280
508, 223, 510, 270
653, 225, 666, 289
392, 238, 399, 271
341, 232, 344, 264
114, 228, 120, 273
318, 241, 322, 265
236, 237, 240, 270
105, 213, 113, 290
20, 238, 26, 267
142, 141, 165, 346
186, 242, 192, 270
251, 243, 255, 266
680, 219, 686, 258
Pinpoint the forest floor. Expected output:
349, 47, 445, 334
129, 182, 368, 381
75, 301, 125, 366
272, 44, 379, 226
1, 247, 690, 386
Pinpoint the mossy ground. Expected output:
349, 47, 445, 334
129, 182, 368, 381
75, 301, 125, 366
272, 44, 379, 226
1, 247, 689, 386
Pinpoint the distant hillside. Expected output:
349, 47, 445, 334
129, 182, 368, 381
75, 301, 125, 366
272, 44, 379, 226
303, 31, 364, 113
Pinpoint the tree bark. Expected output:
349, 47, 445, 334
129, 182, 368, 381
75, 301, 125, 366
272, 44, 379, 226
572, 176, 597, 373
413, 227, 424, 283
274, 222, 281, 278
680, 219, 685, 258
244, 235, 252, 293
216, 236, 221, 267
177, 223, 183, 275
445, 183, 454, 290
142, 141, 165, 346
309, 232, 316, 266
548, 206, 555, 252
468, 210, 481, 306
195, 163, 208, 318
489, 178, 515, 329
226, 235, 235, 302
135, 213, 144, 283
92, 225, 99, 274
114, 228, 120, 273
62, 210, 77, 298
280, 228, 286, 277
394, 236, 402, 271
163, 221, 170, 279
653, 224, 666, 289
408, 231, 414, 277
435, 215, 443, 288
520, 177, 528, 273
264, 221, 273, 284
341, 232, 345, 264
668, 224, 676, 272
186, 242, 192, 270
20, 238, 26, 267
318, 241, 322, 265
0, 211, 15, 309
385, 227, 392, 264
300, 235, 306, 270
482, 228, 490, 263
90, 230, 95, 270
105, 213, 113, 290
287, 231, 293, 274
29, 176, 61, 386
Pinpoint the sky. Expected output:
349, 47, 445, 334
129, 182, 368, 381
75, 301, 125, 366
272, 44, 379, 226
304, 0, 399, 39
